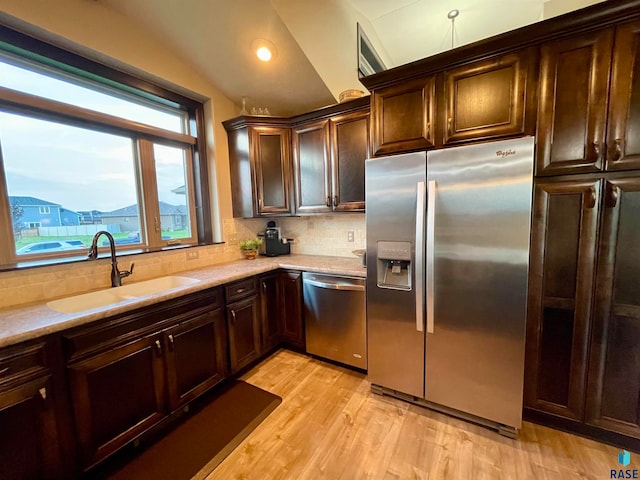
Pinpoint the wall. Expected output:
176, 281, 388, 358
0, 0, 246, 309
0, 0, 362, 310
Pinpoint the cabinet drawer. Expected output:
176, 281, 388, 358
0, 342, 48, 386
225, 277, 257, 302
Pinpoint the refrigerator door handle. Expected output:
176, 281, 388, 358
426, 180, 436, 334
415, 181, 426, 332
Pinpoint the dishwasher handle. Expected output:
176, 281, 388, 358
303, 278, 365, 292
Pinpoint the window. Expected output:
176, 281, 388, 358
0, 25, 209, 266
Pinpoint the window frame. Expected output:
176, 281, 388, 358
0, 23, 212, 268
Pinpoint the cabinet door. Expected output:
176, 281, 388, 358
259, 274, 280, 351
250, 126, 293, 215
293, 119, 332, 214
330, 110, 369, 211
279, 270, 304, 349
227, 295, 262, 373
442, 49, 532, 145
370, 76, 435, 155
606, 21, 640, 171
164, 309, 227, 411
524, 178, 600, 420
586, 176, 640, 437
67, 335, 165, 469
0, 376, 59, 480
536, 29, 613, 175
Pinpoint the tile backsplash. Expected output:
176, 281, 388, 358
226, 214, 365, 257
0, 243, 242, 310
0, 215, 365, 309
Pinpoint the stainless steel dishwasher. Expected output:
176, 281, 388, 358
302, 272, 366, 370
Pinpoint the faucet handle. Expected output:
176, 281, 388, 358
120, 262, 135, 278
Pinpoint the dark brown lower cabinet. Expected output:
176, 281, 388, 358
526, 173, 640, 446
67, 334, 166, 469
164, 309, 227, 411
279, 270, 305, 349
67, 294, 228, 470
586, 176, 640, 437
259, 273, 281, 351
0, 376, 60, 480
227, 295, 262, 373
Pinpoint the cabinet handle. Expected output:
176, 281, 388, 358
606, 181, 619, 208
168, 334, 174, 350
584, 186, 597, 209
236, 287, 246, 294
155, 339, 162, 356
447, 117, 452, 137
591, 140, 601, 163
326, 196, 331, 207
612, 138, 624, 162
261, 281, 267, 291
231, 309, 237, 322
333, 195, 338, 207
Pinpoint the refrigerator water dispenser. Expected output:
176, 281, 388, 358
377, 241, 412, 290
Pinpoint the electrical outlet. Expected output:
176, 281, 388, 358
228, 234, 239, 246
347, 231, 354, 242
186, 250, 199, 260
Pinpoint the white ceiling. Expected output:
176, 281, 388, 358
100, 0, 605, 117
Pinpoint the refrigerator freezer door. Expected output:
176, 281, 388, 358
366, 152, 426, 398
425, 137, 534, 429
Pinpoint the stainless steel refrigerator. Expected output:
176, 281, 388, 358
366, 137, 534, 436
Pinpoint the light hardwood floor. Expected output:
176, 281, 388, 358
206, 349, 618, 480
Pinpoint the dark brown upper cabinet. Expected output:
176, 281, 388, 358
330, 109, 369, 211
224, 97, 369, 217
370, 76, 435, 155
223, 118, 293, 218
524, 178, 600, 421
536, 29, 613, 175
442, 49, 535, 145
292, 106, 370, 214
586, 175, 640, 438
292, 119, 332, 214
606, 20, 640, 172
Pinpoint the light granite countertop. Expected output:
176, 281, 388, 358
0, 254, 366, 350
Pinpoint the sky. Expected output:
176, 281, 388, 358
0, 59, 189, 213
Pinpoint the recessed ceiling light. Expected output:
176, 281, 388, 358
251, 39, 277, 62
256, 46, 272, 62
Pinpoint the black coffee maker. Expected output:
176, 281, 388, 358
262, 221, 291, 256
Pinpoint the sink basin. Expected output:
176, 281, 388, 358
46, 276, 200, 313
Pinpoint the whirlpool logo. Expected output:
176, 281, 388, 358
495, 149, 516, 158
611, 450, 638, 478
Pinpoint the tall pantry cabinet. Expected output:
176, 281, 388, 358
524, 19, 640, 448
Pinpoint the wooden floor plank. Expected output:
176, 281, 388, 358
205, 350, 618, 480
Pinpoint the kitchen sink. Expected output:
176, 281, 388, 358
46, 276, 200, 313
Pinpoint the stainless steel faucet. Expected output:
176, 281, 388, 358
88, 231, 135, 287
